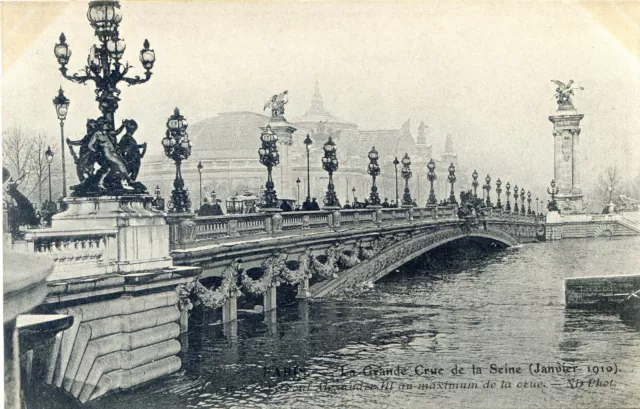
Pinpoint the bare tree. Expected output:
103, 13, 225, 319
596, 165, 623, 204
2, 125, 34, 188
27, 131, 61, 206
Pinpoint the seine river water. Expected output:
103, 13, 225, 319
35, 236, 640, 409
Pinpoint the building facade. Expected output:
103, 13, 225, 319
140, 81, 468, 210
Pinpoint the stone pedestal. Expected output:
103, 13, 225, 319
549, 109, 585, 214
262, 118, 296, 201
24, 196, 173, 281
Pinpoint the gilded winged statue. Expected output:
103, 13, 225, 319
264, 90, 289, 119
551, 80, 583, 109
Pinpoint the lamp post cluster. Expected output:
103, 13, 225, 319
547, 179, 559, 211
54, 0, 155, 130
258, 125, 280, 209
472, 170, 479, 199
495, 178, 502, 209
483, 174, 491, 207
162, 108, 192, 213
427, 159, 437, 205
401, 153, 413, 206
447, 163, 457, 205
322, 137, 340, 208
367, 147, 381, 206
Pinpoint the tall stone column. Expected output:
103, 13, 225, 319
549, 109, 584, 213
262, 118, 296, 201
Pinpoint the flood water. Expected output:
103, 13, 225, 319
36, 236, 640, 409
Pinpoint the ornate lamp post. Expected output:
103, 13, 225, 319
303, 134, 312, 204
505, 182, 512, 211
536, 197, 539, 214
393, 157, 400, 206
472, 170, 479, 198
45, 146, 54, 202
447, 163, 457, 205
527, 191, 532, 215
427, 159, 437, 205
197, 161, 203, 207
322, 136, 340, 208
484, 174, 492, 207
54, 1, 155, 129
53, 87, 70, 197
513, 185, 519, 213
520, 188, 526, 215
352, 186, 356, 203
367, 146, 381, 206
547, 179, 559, 211
54, 0, 155, 196
296, 177, 301, 207
401, 153, 413, 206
258, 125, 280, 209
495, 178, 502, 209
162, 108, 192, 213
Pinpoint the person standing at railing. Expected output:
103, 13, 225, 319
280, 201, 293, 212
343, 200, 352, 210
382, 198, 390, 208
310, 198, 320, 211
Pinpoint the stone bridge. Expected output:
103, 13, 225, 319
15, 201, 540, 404
167, 205, 541, 320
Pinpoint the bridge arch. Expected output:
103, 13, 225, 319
310, 226, 521, 297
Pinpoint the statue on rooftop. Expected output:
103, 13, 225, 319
264, 90, 289, 119
551, 80, 583, 110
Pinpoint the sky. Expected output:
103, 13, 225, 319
2, 0, 639, 200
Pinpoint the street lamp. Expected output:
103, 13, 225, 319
427, 159, 437, 205
54, 1, 155, 129
536, 197, 539, 214
495, 178, 502, 209
527, 191, 532, 215
505, 182, 511, 211
472, 170, 479, 198
322, 136, 340, 208
520, 188, 526, 215
367, 146, 381, 206
484, 174, 492, 207
197, 161, 203, 207
352, 186, 356, 203
54, 0, 155, 195
393, 156, 400, 206
296, 177, 301, 206
304, 134, 312, 204
401, 153, 413, 206
547, 179, 559, 211
53, 87, 70, 197
162, 108, 192, 213
258, 124, 280, 209
513, 185, 519, 213
45, 146, 54, 202
447, 163, 457, 205
152, 185, 165, 211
